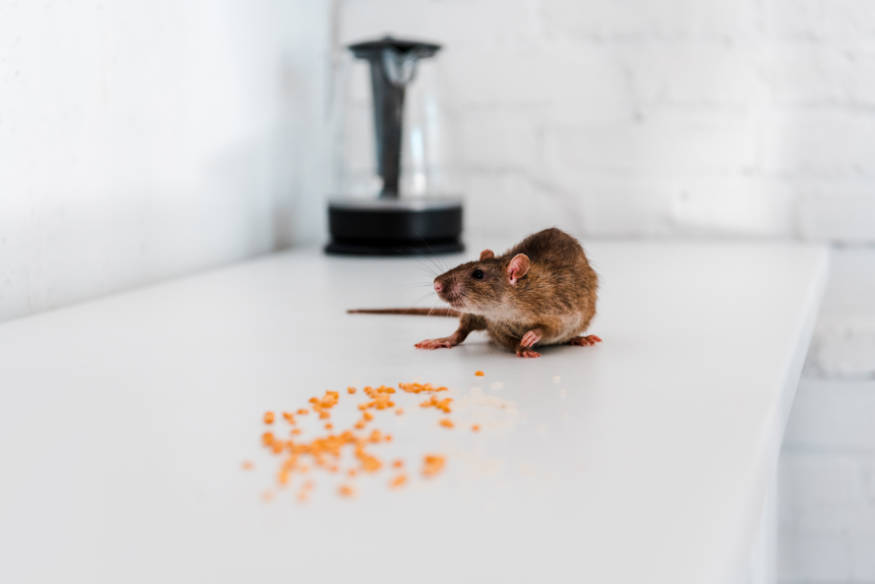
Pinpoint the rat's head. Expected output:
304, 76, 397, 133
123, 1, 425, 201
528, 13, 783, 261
433, 249, 531, 314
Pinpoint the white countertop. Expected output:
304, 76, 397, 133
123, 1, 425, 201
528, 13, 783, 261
0, 240, 828, 584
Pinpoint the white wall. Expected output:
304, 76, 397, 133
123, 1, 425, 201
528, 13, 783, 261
0, 0, 330, 322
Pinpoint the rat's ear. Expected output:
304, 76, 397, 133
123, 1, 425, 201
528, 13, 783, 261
479, 249, 494, 261
507, 253, 531, 285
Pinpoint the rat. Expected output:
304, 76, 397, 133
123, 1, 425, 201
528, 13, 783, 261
347, 227, 601, 358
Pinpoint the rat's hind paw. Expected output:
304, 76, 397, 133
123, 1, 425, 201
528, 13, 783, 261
515, 348, 541, 358
520, 329, 543, 348
415, 337, 457, 350
566, 334, 602, 347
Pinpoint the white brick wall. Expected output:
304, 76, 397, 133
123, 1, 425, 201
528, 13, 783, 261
336, 0, 875, 243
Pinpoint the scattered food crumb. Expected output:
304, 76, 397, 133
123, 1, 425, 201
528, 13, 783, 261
471, 424, 481, 432
489, 381, 504, 390
559, 387, 568, 400
475, 370, 485, 377
551, 375, 561, 384
251, 380, 476, 502
422, 454, 446, 478
261, 490, 274, 502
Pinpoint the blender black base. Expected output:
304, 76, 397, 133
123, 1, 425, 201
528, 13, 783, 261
325, 198, 464, 256
325, 239, 463, 256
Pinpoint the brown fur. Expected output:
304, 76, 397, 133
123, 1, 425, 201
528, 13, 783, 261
420, 228, 599, 356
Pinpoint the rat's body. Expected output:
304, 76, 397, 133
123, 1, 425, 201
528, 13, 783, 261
348, 228, 601, 358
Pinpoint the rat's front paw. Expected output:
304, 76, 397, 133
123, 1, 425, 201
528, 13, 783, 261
516, 348, 541, 358
415, 337, 456, 350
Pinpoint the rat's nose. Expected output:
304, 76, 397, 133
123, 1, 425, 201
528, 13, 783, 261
434, 281, 443, 293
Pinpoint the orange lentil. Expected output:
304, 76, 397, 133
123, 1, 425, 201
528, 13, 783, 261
389, 474, 407, 489
338, 484, 355, 498
354, 421, 365, 430
422, 454, 446, 477
363, 411, 374, 421
472, 424, 481, 432
384, 434, 392, 442
420, 395, 452, 413
272, 442, 284, 454
395, 408, 404, 415
347, 387, 356, 394
475, 370, 485, 377
263, 411, 275, 424
262, 431, 275, 446
347, 468, 357, 478
297, 408, 309, 415
282, 412, 295, 424
392, 459, 404, 469
241, 460, 254, 470
291, 428, 302, 436
324, 423, 333, 431
439, 418, 454, 429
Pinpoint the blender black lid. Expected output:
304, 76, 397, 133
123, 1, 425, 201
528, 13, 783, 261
348, 35, 441, 59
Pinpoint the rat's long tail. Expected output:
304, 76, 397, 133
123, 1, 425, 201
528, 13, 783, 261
346, 308, 460, 317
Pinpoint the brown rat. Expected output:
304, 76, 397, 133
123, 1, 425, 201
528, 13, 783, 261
348, 227, 601, 358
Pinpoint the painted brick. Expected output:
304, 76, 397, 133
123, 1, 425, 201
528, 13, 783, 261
542, 111, 757, 176
759, 111, 875, 178
798, 192, 875, 243
620, 42, 765, 107
777, 531, 852, 582
780, 451, 868, 508
784, 379, 875, 451
439, 41, 631, 110
541, 0, 759, 39
765, 0, 875, 41
851, 535, 875, 580
338, 0, 542, 48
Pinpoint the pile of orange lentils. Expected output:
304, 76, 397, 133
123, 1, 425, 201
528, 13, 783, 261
244, 373, 486, 502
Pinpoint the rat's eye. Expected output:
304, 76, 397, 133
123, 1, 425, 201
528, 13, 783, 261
472, 269, 485, 280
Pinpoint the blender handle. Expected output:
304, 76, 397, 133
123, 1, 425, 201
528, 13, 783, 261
368, 50, 406, 198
